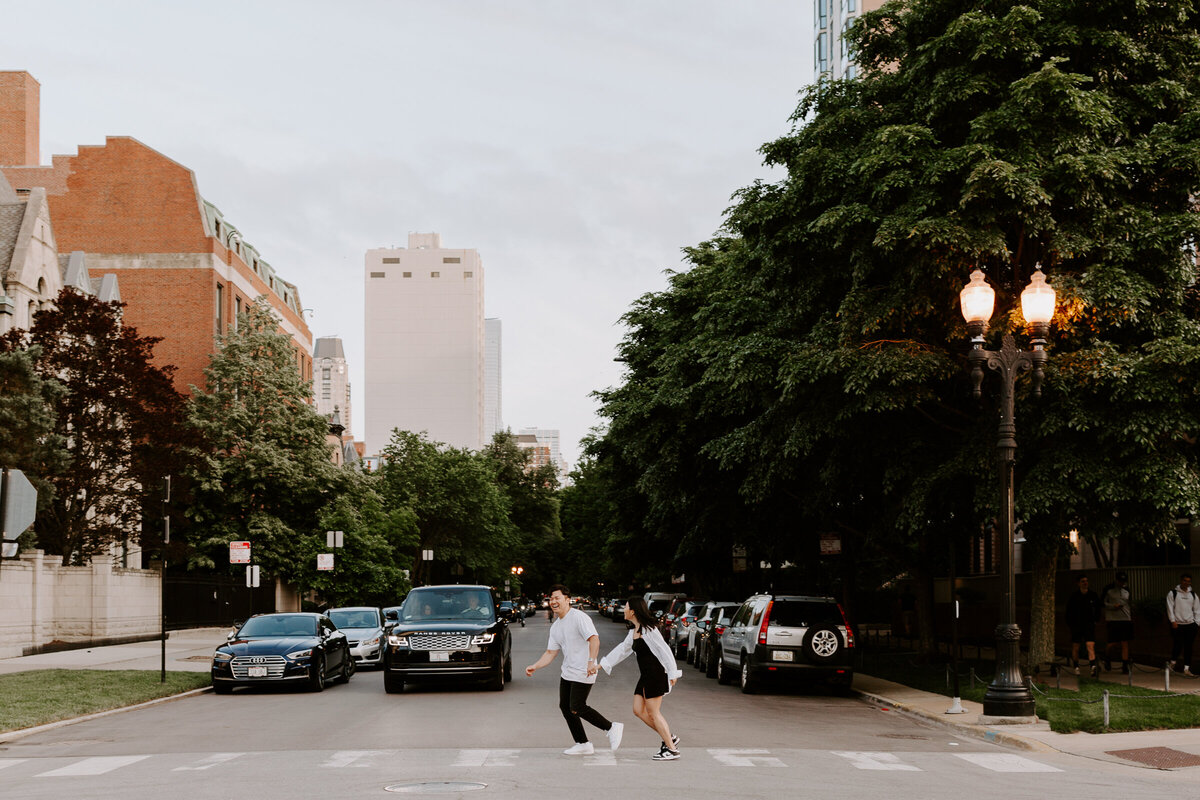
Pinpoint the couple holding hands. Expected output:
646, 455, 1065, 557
525, 585, 682, 761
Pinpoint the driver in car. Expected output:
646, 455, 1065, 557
462, 594, 491, 617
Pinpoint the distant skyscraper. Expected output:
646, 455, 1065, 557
364, 233, 485, 454
484, 318, 503, 442
518, 427, 569, 475
314, 336, 352, 437
814, 0, 885, 81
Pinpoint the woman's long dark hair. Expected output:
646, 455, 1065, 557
627, 596, 657, 633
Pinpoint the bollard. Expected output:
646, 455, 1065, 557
1102, 690, 1110, 729
1166, 665, 1171, 693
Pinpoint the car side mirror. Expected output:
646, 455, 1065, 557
385, 610, 398, 621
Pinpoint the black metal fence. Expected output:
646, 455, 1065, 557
164, 573, 277, 629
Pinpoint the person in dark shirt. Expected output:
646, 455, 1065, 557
1065, 575, 1103, 677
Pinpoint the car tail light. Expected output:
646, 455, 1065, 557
837, 603, 855, 648
715, 625, 725, 636
757, 601, 773, 645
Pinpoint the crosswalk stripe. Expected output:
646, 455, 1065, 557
0, 759, 28, 770
582, 750, 617, 766
321, 750, 389, 768
707, 748, 787, 767
36, 755, 151, 777
173, 752, 244, 771
953, 753, 1063, 773
453, 749, 519, 767
832, 751, 921, 771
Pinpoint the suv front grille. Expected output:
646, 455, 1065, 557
231, 655, 287, 678
410, 633, 472, 651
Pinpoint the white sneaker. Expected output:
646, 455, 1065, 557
606, 722, 624, 751
652, 745, 680, 761
563, 742, 594, 755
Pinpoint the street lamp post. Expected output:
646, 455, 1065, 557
959, 266, 1055, 719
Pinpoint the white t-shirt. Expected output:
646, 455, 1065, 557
547, 608, 598, 684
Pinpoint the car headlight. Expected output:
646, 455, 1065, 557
361, 635, 380, 647
286, 648, 313, 660
388, 634, 408, 647
471, 633, 495, 645
213, 651, 233, 662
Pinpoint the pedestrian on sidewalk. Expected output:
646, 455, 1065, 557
525, 584, 623, 756
600, 596, 683, 761
1065, 574, 1102, 677
1100, 571, 1132, 674
1167, 573, 1200, 674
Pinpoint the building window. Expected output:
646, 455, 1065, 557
443, 257, 461, 264
431, 271, 440, 278
816, 32, 829, 74
382, 257, 400, 264
370, 272, 386, 278
216, 283, 224, 333
847, 0, 856, 11
323, 368, 331, 380
464, 271, 473, 277
403, 271, 412, 278
816, 0, 828, 30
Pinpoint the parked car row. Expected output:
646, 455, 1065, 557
211, 585, 517, 696
598, 591, 856, 694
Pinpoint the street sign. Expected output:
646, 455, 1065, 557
229, 541, 251, 564
1, 468, 37, 540
245, 564, 260, 587
326, 530, 344, 548
317, 553, 334, 571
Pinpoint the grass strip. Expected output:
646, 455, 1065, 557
860, 651, 1200, 733
0, 669, 210, 733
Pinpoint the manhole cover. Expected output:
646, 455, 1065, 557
384, 782, 487, 794
1105, 747, 1200, 769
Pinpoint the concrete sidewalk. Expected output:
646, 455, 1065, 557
856, 665, 1200, 771
0, 627, 229, 675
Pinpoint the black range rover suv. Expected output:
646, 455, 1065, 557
382, 584, 513, 694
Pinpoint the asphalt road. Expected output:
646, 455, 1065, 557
0, 611, 1190, 799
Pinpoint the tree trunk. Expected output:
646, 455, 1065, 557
1027, 546, 1057, 673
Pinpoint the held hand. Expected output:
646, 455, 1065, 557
670, 678, 677, 687
525, 665, 537, 677
587, 663, 598, 677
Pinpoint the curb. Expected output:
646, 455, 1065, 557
854, 688, 1058, 754
0, 685, 212, 744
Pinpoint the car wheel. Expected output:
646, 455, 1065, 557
489, 666, 505, 692
308, 656, 326, 692
740, 657, 758, 694
504, 655, 513, 683
706, 648, 719, 678
339, 655, 354, 684
212, 681, 232, 695
384, 672, 405, 694
716, 652, 733, 685
803, 625, 842, 662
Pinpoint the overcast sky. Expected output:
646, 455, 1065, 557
5, 1, 812, 468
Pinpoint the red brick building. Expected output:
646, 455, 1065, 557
0, 71, 312, 394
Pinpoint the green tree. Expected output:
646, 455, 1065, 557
378, 430, 516, 585
595, 0, 1200, 664
0, 289, 186, 564
481, 431, 561, 590
185, 299, 339, 582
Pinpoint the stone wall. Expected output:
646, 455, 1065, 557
0, 550, 160, 658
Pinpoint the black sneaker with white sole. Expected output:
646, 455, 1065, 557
652, 744, 680, 761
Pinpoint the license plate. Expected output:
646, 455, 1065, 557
248, 665, 269, 677
429, 651, 450, 662
771, 651, 794, 662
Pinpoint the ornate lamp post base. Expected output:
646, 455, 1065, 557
982, 622, 1036, 720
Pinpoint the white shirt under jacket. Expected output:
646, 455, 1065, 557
599, 626, 683, 693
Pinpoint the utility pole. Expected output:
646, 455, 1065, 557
160, 475, 170, 684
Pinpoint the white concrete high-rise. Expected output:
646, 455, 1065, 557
814, 0, 885, 81
314, 336, 352, 436
484, 318, 503, 443
364, 233, 485, 455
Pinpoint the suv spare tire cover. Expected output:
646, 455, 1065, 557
803, 624, 841, 661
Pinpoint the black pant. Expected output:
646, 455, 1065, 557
559, 679, 612, 744
1171, 623, 1198, 668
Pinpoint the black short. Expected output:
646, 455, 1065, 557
1106, 620, 1133, 643
1069, 624, 1095, 644
635, 671, 669, 699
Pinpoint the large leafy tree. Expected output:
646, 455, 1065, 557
481, 431, 561, 591
0, 289, 186, 563
185, 299, 339, 581
377, 430, 516, 585
595, 0, 1200, 663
